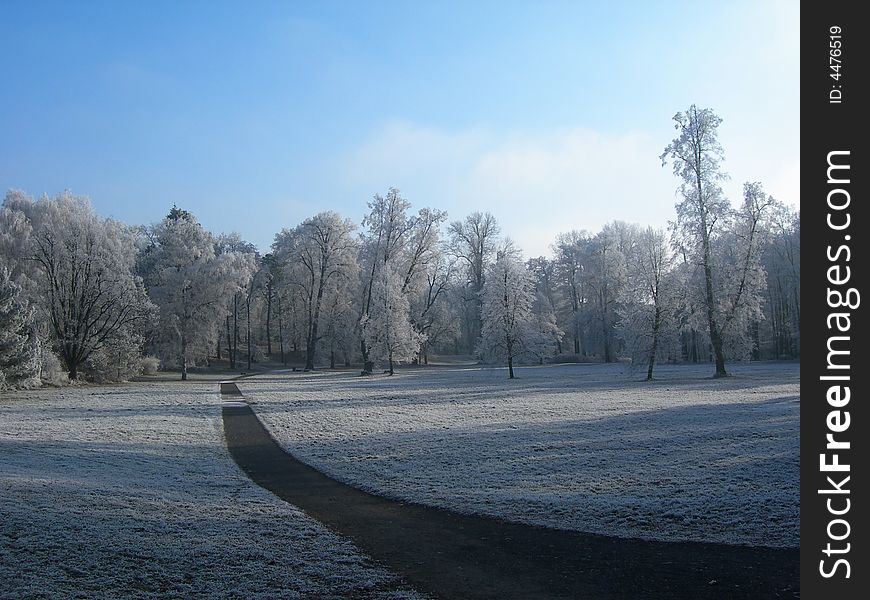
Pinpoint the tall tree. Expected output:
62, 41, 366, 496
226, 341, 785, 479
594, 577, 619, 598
0, 267, 40, 389
479, 248, 535, 379
618, 227, 680, 380
585, 225, 628, 362
527, 256, 563, 359
274, 212, 357, 370
714, 182, 775, 358
215, 233, 259, 370
553, 230, 591, 355
661, 105, 732, 377
410, 250, 458, 364
358, 190, 443, 372
448, 211, 500, 353
358, 189, 414, 372
361, 264, 423, 375
16, 193, 152, 380
759, 204, 800, 358
147, 210, 254, 379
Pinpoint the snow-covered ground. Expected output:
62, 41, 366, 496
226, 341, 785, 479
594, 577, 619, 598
244, 362, 799, 548
0, 376, 423, 599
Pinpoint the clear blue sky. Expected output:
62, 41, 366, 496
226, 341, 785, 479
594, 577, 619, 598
1, 0, 799, 256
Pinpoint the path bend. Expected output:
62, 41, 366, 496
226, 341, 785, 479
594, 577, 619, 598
220, 384, 798, 599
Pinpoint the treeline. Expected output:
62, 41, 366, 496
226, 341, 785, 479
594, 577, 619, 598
0, 105, 799, 387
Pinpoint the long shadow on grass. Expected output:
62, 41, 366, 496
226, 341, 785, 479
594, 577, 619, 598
243, 362, 799, 415
222, 391, 799, 600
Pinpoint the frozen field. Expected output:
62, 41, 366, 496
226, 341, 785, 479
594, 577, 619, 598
243, 362, 799, 548
0, 377, 422, 599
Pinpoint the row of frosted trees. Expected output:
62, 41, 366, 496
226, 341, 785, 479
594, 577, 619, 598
0, 105, 799, 387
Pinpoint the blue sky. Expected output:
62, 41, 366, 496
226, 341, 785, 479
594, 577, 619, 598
1, 0, 799, 256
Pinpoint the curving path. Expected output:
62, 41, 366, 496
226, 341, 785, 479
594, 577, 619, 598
220, 383, 798, 599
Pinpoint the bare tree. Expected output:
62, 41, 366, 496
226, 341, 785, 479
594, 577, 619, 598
275, 212, 357, 370
479, 248, 535, 379
619, 227, 680, 380
553, 230, 591, 355
22, 193, 152, 380
448, 211, 500, 353
362, 263, 423, 375
661, 105, 732, 377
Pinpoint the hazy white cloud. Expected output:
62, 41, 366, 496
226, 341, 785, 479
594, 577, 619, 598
343, 117, 801, 257
345, 121, 685, 256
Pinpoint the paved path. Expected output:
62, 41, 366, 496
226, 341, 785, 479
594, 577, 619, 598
221, 385, 798, 599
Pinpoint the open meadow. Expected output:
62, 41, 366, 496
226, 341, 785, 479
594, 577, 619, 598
243, 361, 800, 548
0, 375, 422, 599
1, 361, 799, 597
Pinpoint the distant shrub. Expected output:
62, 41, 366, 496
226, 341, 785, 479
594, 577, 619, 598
40, 350, 68, 386
139, 355, 160, 375
82, 330, 145, 383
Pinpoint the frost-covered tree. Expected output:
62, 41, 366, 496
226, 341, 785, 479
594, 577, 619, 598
714, 182, 775, 358
319, 275, 358, 368
661, 105, 734, 377
273, 212, 357, 370
552, 230, 591, 355
479, 248, 536, 379
147, 210, 254, 379
0, 191, 35, 286
362, 264, 423, 375
449, 211, 500, 353
214, 233, 259, 370
618, 227, 680, 380
258, 253, 279, 356
14, 193, 152, 380
527, 256, 563, 360
410, 250, 458, 364
358, 189, 415, 372
0, 267, 40, 389
759, 203, 800, 358
358, 189, 445, 371
662, 107, 777, 374
578, 225, 628, 362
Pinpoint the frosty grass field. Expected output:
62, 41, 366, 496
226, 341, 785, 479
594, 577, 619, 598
0, 375, 422, 599
243, 361, 799, 548
1, 362, 798, 597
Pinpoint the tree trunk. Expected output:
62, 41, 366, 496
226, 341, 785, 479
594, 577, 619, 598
647, 305, 661, 381
246, 296, 252, 371
508, 354, 514, 379
226, 316, 234, 369
388, 353, 394, 375
695, 149, 727, 377
233, 294, 240, 370
703, 256, 727, 377
277, 295, 285, 365
265, 284, 273, 356
305, 276, 327, 371
361, 338, 373, 373
180, 332, 188, 381
330, 349, 335, 369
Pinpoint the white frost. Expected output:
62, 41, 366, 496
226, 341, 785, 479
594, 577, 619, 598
245, 362, 799, 548
0, 377, 424, 599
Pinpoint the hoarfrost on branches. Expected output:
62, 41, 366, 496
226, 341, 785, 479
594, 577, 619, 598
362, 263, 424, 375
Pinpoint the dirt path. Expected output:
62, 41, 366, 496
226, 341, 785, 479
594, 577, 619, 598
221, 388, 798, 599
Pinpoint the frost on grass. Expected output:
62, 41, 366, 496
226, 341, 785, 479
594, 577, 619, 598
0, 378, 423, 599
245, 362, 799, 548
